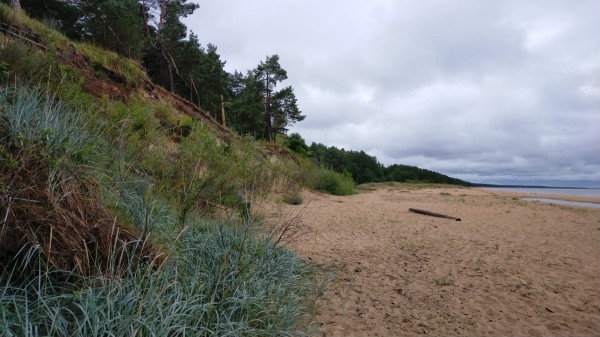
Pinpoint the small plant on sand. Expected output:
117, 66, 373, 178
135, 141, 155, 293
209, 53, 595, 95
433, 274, 455, 286
440, 192, 451, 196
283, 191, 303, 205
471, 255, 487, 272
402, 241, 421, 254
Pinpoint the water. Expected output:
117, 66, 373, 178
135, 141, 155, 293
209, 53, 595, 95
521, 198, 600, 209
484, 187, 600, 199
484, 187, 600, 208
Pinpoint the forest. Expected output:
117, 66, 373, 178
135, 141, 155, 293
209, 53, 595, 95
288, 133, 471, 186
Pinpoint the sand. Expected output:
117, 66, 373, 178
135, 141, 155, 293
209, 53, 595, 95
262, 184, 600, 336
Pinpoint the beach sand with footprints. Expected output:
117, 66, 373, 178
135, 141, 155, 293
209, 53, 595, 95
262, 184, 600, 336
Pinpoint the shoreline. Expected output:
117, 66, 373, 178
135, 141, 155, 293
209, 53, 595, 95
480, 188, 600, 204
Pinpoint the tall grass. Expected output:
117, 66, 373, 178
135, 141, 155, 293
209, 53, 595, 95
0, 86, 95, 159
0, 223, 321, 337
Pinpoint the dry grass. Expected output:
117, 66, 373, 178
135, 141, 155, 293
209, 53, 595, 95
0, 151, 154, 274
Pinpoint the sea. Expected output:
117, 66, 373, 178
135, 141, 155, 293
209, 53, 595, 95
483, 187, 600, 208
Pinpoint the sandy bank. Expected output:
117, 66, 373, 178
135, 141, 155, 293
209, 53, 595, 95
263, 185, 600, 336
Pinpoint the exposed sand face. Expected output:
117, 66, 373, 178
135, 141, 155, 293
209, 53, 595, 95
263, 185, 600, 336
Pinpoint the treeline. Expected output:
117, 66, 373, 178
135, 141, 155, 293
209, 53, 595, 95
288, 133, 471, 186
11, 0, 303, 141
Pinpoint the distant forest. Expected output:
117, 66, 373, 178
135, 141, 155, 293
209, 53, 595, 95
287, 134, 471, 186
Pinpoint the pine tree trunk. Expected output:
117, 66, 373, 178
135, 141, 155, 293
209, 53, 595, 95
265, 71, 273, 141
10, 0, 21, 10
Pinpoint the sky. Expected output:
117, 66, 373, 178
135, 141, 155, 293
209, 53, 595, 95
184, 0, 600, 187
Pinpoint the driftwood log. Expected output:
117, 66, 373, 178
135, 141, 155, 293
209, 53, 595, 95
409, 208, 461, 221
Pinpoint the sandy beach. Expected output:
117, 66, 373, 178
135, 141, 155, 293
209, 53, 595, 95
263, 184, 600, 336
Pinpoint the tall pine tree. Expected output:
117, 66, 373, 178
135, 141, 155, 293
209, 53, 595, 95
254, 55, 287, 141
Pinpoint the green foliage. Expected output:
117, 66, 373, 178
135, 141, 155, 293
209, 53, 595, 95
286, 132, 309, 155
80, 0, 146, 59
0, 85, 97, 164
227, 71, 266, 138
303, 165, 355, 196
309, 142, 384, 184
0, 3, 67, 45
0, 6, 320, 331
76, 43, 147, 87
0, 224, 322, 337
228, 56, 304, 141
385, 164, 471, 186
0, 38, 56, 83
308, 142, 471, 186
182, 41, 229, 119
0, 144, 17, 169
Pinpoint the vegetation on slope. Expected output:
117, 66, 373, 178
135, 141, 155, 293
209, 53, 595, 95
0, 5, 327, 336
10, 0, 305, 141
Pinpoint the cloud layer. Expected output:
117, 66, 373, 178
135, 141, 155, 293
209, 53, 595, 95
185, 0, 600, 186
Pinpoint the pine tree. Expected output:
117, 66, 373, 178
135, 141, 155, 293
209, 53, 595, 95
142, 0, 198, 92
228, 71, 265, 138
271, 86, 304, 141
254, 55, 287, 141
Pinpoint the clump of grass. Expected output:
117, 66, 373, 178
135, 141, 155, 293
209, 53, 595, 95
0, 3, 68, 46
432, 274, 455, 286
76, 42, 147, 87
470, 255, 487, 272
440, 192, 451, 196
0, 38, 57, 84
283, 192, 303, 205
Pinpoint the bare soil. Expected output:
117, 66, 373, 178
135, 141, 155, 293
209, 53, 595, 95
263, 185, 600, 336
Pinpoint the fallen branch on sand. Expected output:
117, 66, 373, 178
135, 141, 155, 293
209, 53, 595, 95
409, 208, 461, 221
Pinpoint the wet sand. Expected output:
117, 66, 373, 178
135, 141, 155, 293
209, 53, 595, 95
263, 184, 600, 336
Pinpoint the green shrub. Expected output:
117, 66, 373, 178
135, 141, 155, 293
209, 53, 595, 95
286, 132, 309, 156
307, 166, 355, 196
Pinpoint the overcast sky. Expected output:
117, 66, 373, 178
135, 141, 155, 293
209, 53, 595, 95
184, 0, 600, 187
